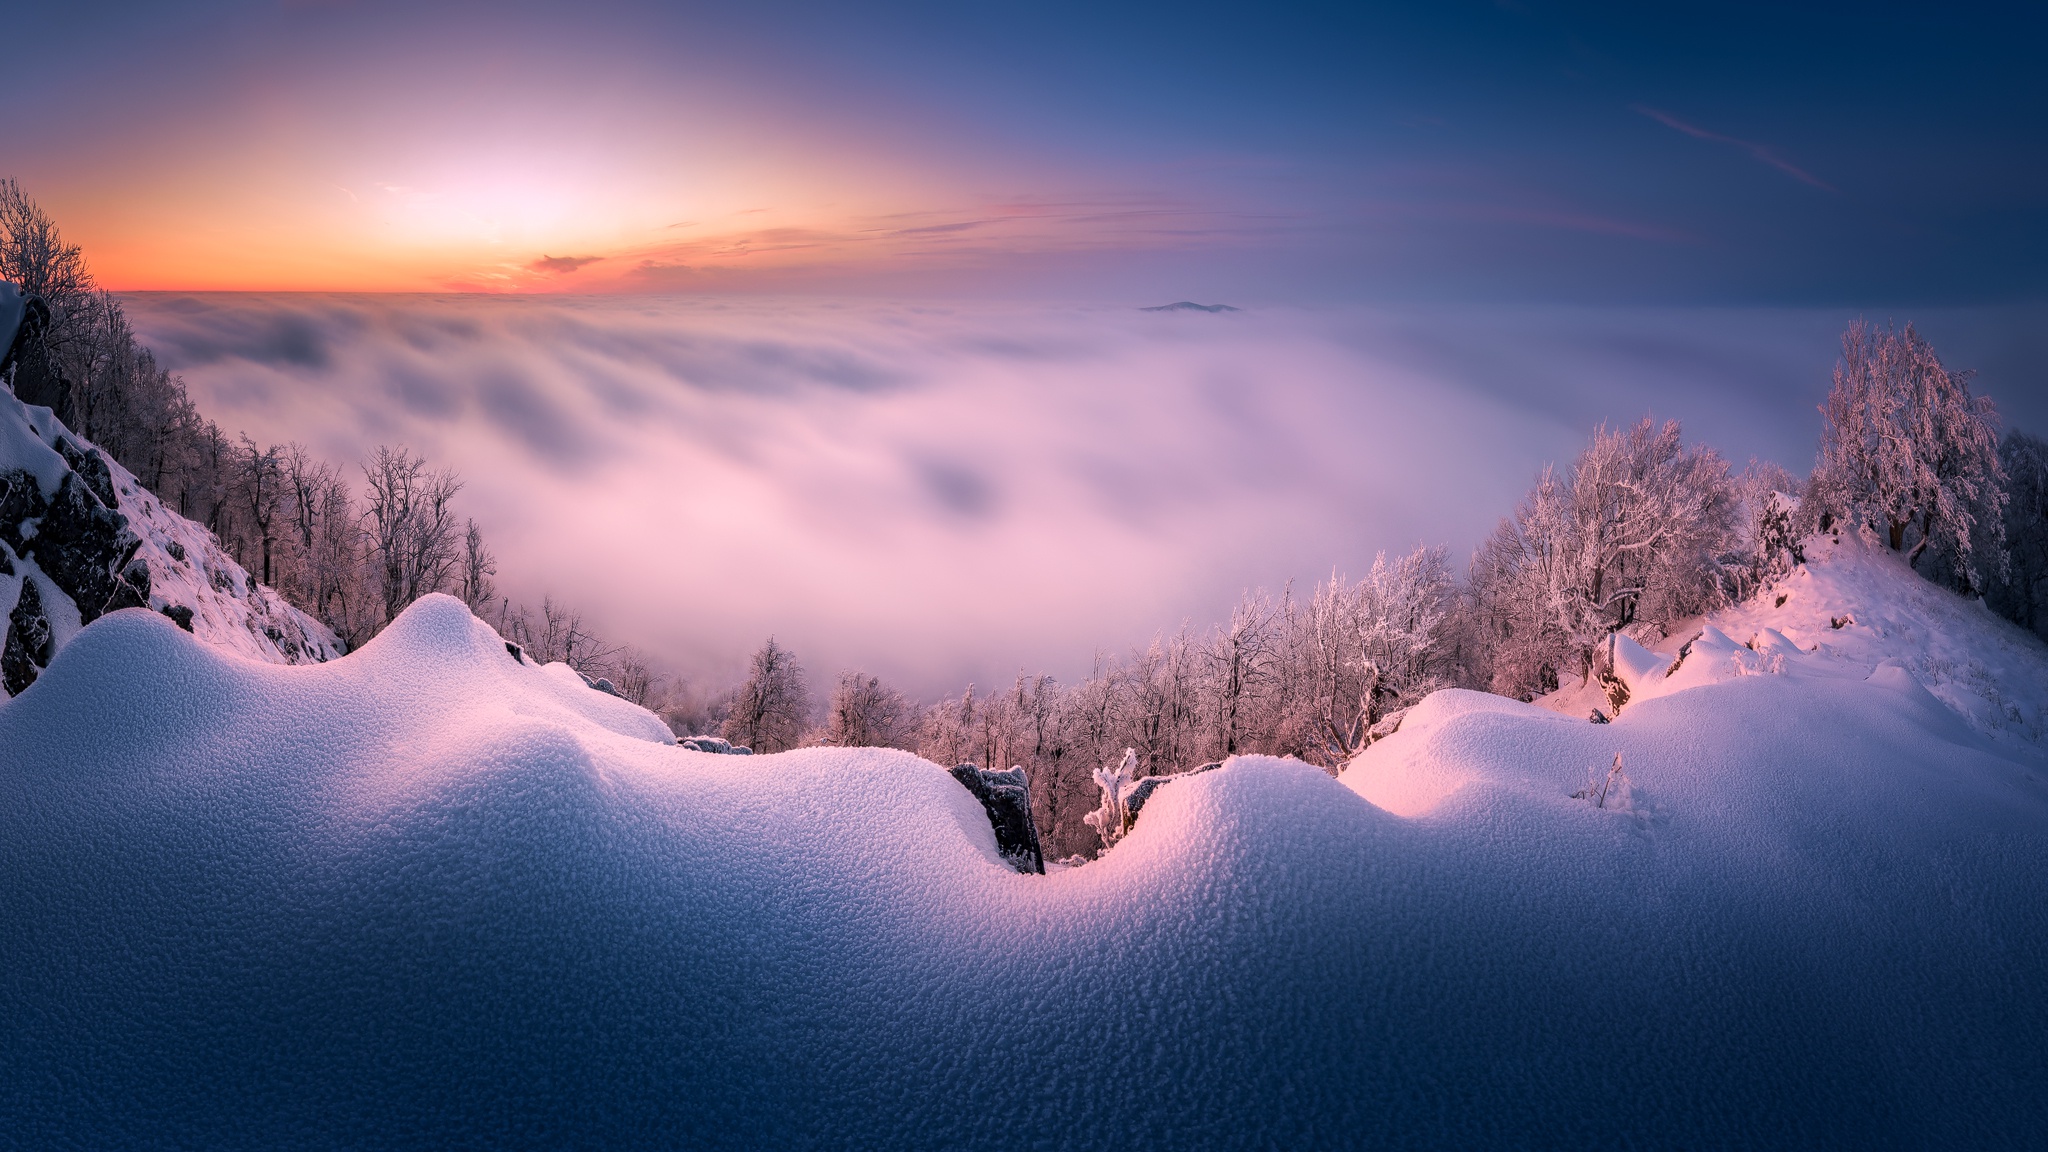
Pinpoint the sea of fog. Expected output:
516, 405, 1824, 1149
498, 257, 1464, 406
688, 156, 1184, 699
117, 293, 2046, 697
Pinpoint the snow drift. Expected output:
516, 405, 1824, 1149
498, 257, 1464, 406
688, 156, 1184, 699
4, 549, 2048, 1146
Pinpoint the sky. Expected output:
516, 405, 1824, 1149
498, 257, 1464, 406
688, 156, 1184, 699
6, 1, 2047, 696
6, 1, 2044, 301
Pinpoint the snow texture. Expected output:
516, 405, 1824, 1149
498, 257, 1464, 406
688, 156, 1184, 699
0, 386, 342, 690
4, 548, 2048, 1146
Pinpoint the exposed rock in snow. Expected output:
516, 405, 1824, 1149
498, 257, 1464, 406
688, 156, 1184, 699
1123, 760, 1222, 826
948, 763, 1045, 874
0, 387, 342, 694
679, 734, 752, 754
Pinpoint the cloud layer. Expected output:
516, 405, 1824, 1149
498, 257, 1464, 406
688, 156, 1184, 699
117, 293, 2041, 696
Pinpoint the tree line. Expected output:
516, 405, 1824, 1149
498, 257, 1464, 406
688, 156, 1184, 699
717, 321, 2048, 861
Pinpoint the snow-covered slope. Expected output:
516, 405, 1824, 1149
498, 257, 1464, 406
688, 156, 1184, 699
1, 386, 341, 695
4, 575, 2047, 1145
1623, 533, 2047, 751
1537, 534, 2048, 753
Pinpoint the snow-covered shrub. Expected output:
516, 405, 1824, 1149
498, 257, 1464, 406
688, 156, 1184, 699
1083, 748, 1142, 852
1571, 752, 1633, 810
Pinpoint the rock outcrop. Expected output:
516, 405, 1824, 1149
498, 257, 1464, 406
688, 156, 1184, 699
948, 763, 1045, 874
1, 377, 343, 697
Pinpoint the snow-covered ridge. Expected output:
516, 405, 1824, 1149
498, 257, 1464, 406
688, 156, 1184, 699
1, 386, 342, 694
1558, 533, 2048, 754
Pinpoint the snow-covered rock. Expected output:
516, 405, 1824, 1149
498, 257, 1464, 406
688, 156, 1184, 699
2, 539, 2047, 1145
0, 386, 342, 694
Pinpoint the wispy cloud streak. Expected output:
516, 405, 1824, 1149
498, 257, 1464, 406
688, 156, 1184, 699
1633, 105, 1836, 191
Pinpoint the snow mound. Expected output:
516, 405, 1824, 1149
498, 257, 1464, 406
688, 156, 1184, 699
6, 571, 2048, 1145
1, 386, 341, 695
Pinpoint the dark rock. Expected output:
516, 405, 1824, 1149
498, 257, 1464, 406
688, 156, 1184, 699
1589, 710, 1610, 724
101, 559, 151, 616
679, 736, 751, 755
0, 294, 50, 380
1124, 761, 1223, 825
0, 468, 48, 556
948, 763, 1045, 874
160, 604, 195, 632
25, 472, 139, 624
165, 540, 186, 563
0, 542, 11, 576
4, 577, 53, 696
505, 640, 525, 663
54, 437, 118, 510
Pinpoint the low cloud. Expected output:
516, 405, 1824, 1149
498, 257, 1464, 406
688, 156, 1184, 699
118, 293, 1962, 697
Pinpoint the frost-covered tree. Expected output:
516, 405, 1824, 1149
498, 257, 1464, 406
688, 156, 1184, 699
1203, 591, 1276, 759
723, 637, 812, 754
1810, 320, 2006, 589
235, 436, 284, 587
457, 519, 497, 613
1470, 419, 1737, 699
1990, 430, 2048, 638
362, 445, 464, 623
1083, 748, 1142, 852
826, 670, 912, 748
1277, 545, 1460, 767
1355, 544, 1457, 724
1736, 459, 1804, 595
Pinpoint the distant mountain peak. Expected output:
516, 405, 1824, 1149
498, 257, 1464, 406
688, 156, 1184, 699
1141, 301, 1239, 313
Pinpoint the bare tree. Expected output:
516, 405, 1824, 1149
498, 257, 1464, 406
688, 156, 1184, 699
1204, 590, 1276, 759
235, 436, 284, 587
722, 637, 812, 754
826, 670, 912, 748
458, 519, 497, 613
361, 445, 464, 624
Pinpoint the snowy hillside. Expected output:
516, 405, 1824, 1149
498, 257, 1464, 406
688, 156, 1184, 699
3, 562, 2047, 1144
1, 386, 341, 695
1535, 532, 2048, 754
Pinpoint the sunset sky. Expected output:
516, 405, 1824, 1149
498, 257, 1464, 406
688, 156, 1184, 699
6, 1, 2045, 691
8, 1, 2043, 301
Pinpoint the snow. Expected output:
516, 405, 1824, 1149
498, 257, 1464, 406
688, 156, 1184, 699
1606, 533, 2048, 751
1, 386, 343, 672
5, 551, 2048, 1144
